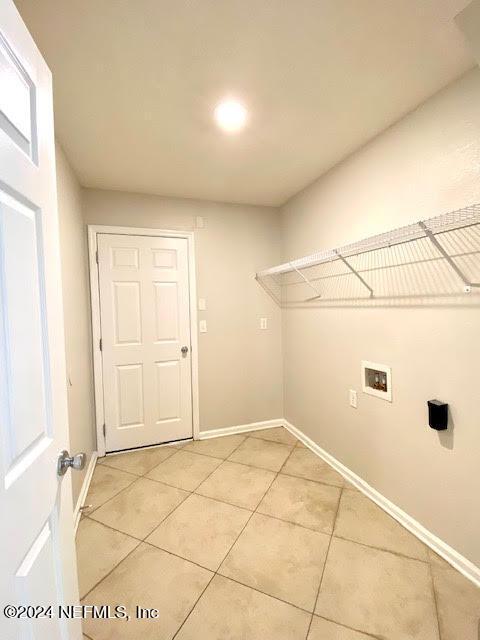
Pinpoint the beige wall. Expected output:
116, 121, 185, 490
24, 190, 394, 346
82, 189, 283, 431
281, 68, 480, 566
56, 143, 96, 506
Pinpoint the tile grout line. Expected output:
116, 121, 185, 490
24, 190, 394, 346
332, 533, 430, 565
80, 539, 143, 602
98, 445, 177, 475
428, 559, 443, 640
187, 440, 368, 637
313, 614, 382, 640
305, 484, 344, 640
172, 437, 291, 638
82, 486, 195, 602
169, 434, 263, 640
83, 470, 139, 517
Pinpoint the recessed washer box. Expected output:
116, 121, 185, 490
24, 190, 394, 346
361, 361, 392, 402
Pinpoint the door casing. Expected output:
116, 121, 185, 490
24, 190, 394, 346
88, 225, 200, 456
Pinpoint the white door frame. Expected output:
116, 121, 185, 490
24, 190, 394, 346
88, 225, 200, 456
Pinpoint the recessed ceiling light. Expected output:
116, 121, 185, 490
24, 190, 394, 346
214, 99, 248, 133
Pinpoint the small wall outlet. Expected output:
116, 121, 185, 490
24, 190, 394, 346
260, 317, 268, 330
198, 298, 207, 311
349, 389, 357, 408
199, 320, 207, 333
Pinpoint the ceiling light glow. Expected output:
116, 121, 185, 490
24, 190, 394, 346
214, 99, 247, 133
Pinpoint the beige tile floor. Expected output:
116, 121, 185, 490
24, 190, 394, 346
77, 428, 480, 640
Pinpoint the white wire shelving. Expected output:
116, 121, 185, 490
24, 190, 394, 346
256, 204, 480, 305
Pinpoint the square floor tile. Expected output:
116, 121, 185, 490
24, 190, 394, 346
316, 537, 439, 640
257, 474, 341, 534
220, 513, 329, 611
101, 446, 176, 476
82, 543, 212, 640
182, 435, 246, 459
334, 489, 428, 560
432, 563, 480, 640
89, 478, 187, 539
175, 575, 310, 640
84, 465, 137, 513
250, 427, 298, 446
195, 461, 275, 510
281, 448, 344, 487
228, 438, 292, 472
76, 518, 139, 598
147, 494, 251, 570
308, 616, 375, 639
146, 450, 222, 490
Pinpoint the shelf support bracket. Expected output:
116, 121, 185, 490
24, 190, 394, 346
290, 262, 322, 301
418, 221, 479, 293
335, 251, 374, 297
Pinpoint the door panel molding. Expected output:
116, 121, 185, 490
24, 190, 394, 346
88, 225, 199, 456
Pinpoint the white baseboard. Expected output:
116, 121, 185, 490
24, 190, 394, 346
283, 420, 480, 588
199, 418, 284, 440
73, 452, 98, 534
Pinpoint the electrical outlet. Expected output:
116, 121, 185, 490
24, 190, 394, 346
199, 320, 207, 333
349, 389, 357, 408
260, 317, 268, 330
198, 298, 207, 311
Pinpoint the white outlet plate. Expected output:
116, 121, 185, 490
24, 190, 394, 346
198, 298, 206, 311
260, 317, 268, 330
199, 320, 207, 333
349, 389, 357, 408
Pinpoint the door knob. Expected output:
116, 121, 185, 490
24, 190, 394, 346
57, 450, 86, 476
181, 346, 189, 355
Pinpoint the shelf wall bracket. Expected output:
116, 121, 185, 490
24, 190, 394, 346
418, 221, 479, 293
290, 262, 322, 301
334, 250, 374, 297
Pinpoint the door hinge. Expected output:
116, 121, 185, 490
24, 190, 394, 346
99, 338, 102, 351
102, 423, 106, 437
95, 249, 99, 264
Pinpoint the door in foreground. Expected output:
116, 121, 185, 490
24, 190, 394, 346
0, 1, 81, 638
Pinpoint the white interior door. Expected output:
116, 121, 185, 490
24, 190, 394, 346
98, 233, 193, 452
0, 1, 81, 639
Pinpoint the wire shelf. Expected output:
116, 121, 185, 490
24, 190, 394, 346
256, 204, 480, 305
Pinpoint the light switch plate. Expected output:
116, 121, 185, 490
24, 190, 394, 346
260, 317, 268, 330
349, 389, 357, 408
199, 320, 207, 333
198, 298, 207, 311
195, 216, 205, 229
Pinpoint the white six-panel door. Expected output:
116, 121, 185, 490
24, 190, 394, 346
97, 233, 193, 451
0, 1, 81, 639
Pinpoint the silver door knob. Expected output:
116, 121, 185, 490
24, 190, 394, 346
57, 450, 86, 476
181, 346, 189, 355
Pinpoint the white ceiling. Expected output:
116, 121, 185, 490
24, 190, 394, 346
16, 0, 474, 206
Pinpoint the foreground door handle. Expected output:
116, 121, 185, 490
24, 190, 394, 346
57, 450, 86, 476
181, 346, 189, 355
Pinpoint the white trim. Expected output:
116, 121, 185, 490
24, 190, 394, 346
73, 452, 98, 534
87, 225, 200, 455
283, 420, 480, 588
199, 418, 285, 440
